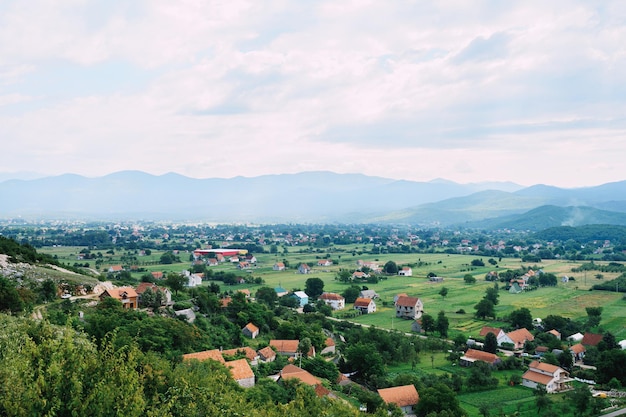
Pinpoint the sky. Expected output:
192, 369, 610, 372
1, 1, 625, 188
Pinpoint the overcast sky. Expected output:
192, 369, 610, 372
1, 1, 625, 187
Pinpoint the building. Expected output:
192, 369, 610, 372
182, 349, 225, 364
226, 359, 255, 388
242, 322, 260, 339
522, 361, 572, 393
398, 267, 412, 276
273, 262, 285, 271
257, 346, 276, 363
317, 259, 332, 267
354, 297, 376, 314
297, 263, 311, 274
460, 348, 501, 367
378, 385, 420, 415
395, 295, 423, 320
507, 328, 535, 350
359, 289, 379, 299
99, 287, 138, 309
319, 292, 345, 310
291, 291, 309, 307
135, 282, 172, 305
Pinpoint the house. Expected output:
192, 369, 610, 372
226, 359, 255, 388
395, 295, 423, 320
352, 271, 369, 280
273, 262, 285, 271
274, 286, 288, 297
222, 346, 259, 365
354, 297, 376, 314
547, 329, 561, 340
567, 332, 584, 342
245, 254, 257, 263
183, 271, 202, 287
377, 385, 420, 415
150, 271, 164, 280
570, 343, 586, 362
270, 340, 302, 357
321, 338, 336, 355
279, 365, 331, 397
108, 265, 123, 273
428, 276, 444, 282
509, 282, 523, 294
135, 282, 172, 305
237, 289, 251, 298
207, 258, 219, 266
359, 289, 379, 299
242, 322, 260, 339
460, 349, 501, 367
257, 346, 276, 363
99, 287, 138, 309
507, 328, 535, 350
297, 263, 311, 274
522, 361, 572, 393
317, 259, 332, 267
319, 292, 345, 310
182, 349, 225, 364
237, 261, 250, 270
291, 291, 309, 307
398, 267, 412, 276
479, 326, 512, 347
581, 332, 603, 347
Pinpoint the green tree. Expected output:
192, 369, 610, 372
383, 261, 398, 274
343, 342, 385, 386
484, 332, 498, 354
566, 385, 591, 415
304, 277, 324, 299
436, 310, 449, 338
256, 286, 277, 306
463, 274, 476, 284
342, 285, 361, 303
534, 386, 552, 415
0, 275, 24, 313
421, 314, 435, 335
336, 270, 352, 283
509, 307, 533, 330
40, 279, 57, 302
484, 285, 499, 306
165, 273, 186, 295
438, 287, 448, 299
474, 299, 495, 320
414, 383, 467, 416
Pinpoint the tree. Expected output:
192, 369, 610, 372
463, 274, 476, 284
0, 276, 24, 313
484, 332, 498, 354
436, 310, 449, 338
566, 385, 591, 415
471, 259, 485, 267
298, 337, 312, 358
256, 286, 277, 306
165, 273, 186, 295
342, 285, 361, 303
585, 306, 602, 329
484, 285, 499, 306
336, 270, 352, 283
534, 386, 552, 415
304, 277, 324, 300
474, 299, 495, 320
343, 342, 385, 386
421, 314, 435, 334
383, 261, 398, 274
438, 287, 448, 299
40, 279, 57, 302
415, 383, 468, 417
509, 307, 533, 330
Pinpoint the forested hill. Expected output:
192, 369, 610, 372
534, 224, 626, 242
0, 235, 57, 264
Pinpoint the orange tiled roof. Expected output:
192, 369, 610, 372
378, 384, 419, 407
395, 295, 420, 307
257, 346, 276, 360
522, 370, 553, 385
182, 349, 225, 363
354, 297, 372, 308
570, 343, 586, 354
581, 332, 603, 346
462, 348, 500, 364
227, 359, 254, 381
479, 326, 502, 337
507, 328, 534, 344
270, 340, 299, 354
103, 287, 138, 300
222, 347, 257, 362
528, 360, 562, 374
244, 322, 259, 334
281, 364, 321, 386
320, 292, 344, 301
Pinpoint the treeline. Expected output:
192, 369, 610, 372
0, 236, 57, 265
535, 224, 626, 244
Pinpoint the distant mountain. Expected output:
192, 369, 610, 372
1, 171, 624, 226
0, 171, 522, 222
464, 205, 626, 231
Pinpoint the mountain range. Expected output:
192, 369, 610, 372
1, 171, 626, 230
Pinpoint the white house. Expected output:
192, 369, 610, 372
298, 263, 311, 274
378, 385, 420, 415
354, 297, 376, 314
319, 292, 345, 310
273, 262, 285, 271
395, 295, 423, 319
522, 361, 572, 393
398, 267, 412, 276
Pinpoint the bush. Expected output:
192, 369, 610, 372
455, 309, 466, 314
173, 301, 193, 311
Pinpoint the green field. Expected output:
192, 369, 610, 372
40, 245, 626, 337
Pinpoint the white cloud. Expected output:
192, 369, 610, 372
0, 0, 624, 187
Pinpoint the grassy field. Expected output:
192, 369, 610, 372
39, 245, 626, 337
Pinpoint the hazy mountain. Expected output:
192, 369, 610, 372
1, 171, 625, 227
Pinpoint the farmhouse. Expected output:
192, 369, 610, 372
377, 385, 420, 415
297, 263, 311, 274
581, 332, 603, 347
319, 292, 345, 310
394, 295, 423, 320
479, 326, 512, 347
242, 322, 259, 339
99, 287, 138, 309
291, 291, 309, 307
522, 361, 572, 393
398, 267, 412, 276
354, 297, 376, 314
182, 349, 225, 364
273, 262, 285, 271
257, 346, 276, 363
135, 282, 172, 305
359, 289, 379, 299
507, 328, 535, 350
317, 259, 332, 267
226, 359, 255, 388
460, 348, 501, 367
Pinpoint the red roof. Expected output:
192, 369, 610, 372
479, 326, 502, 337
581, 332, 603, 346
354, 297, 373, 307
319, 292, 344, 301
462, 348, 500, 364
378, 385, 419, 407
507, 328, 534, 344
395, 295, 420, 307
182, 349, 225, 363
